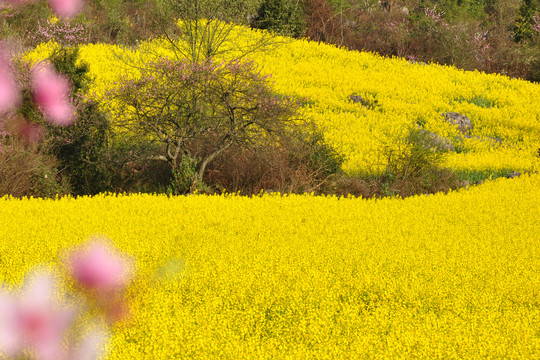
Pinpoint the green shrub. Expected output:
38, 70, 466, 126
251, 0, 306, 37
287, 126, 344, 179
39, 47, 115, 195
169, 155, 198, 195
374, 127, 460, 197
513, 0, 538, 43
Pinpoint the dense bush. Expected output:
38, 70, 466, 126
376, 127, 461, 197
326, 128, 462, 198
251, 0, 307, 37
37, 47, 116, 195
302, 0, 540, 82
205, 125, 344, 194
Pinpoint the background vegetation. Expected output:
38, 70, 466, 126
2, 0, 539, 81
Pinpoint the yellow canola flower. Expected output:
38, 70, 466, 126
0, 174, 540, 358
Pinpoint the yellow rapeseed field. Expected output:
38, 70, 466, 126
1, 174, 539, 358
25, 24, 540, 175
15, 22, 540, 359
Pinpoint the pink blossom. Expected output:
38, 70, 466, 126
68, 238, 134, 295
424, 5, 445, 24
48, 0, 82, 18
0, 55, 20, 113
0, 268, 77, 360
31, 63, 75, 126
533, 15, 540, 33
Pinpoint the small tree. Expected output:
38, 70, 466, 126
33, 47, 114, 195
110, 57, 299, 192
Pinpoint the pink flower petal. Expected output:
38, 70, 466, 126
42, 101, 76, 126
48, 0, 82, 18
0, 269, 78, 360
31, 64, 75, 126
0, 290, 22, 356
20, 269, 56, 304
68, 239, 134, 294
71, 325, 110, 360
0, 57, 20, 113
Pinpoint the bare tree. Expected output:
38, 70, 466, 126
110, 56, 300, 191
130, 0, 285, 66
104, 0, 301, 192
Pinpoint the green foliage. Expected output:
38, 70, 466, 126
44, 102, 112, 195
377, 127, 458, 196
454, 168, 517, 183
50, 47, 90, 95
251, 0, 306, 38
453, 95, 495, 108
385, 128, 447, 176
0, 1, 53, 44
151, 0, 261, 30
43, 47, 114, 195
513, 0, 538, 43
289, 127, 344, 178
169, 155, 198, 195
430, 0, 488, 21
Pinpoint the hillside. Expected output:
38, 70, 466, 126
26, 25, 540, 177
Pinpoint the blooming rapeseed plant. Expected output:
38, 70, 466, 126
1, 174, 539, 358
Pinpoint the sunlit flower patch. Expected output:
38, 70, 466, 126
1, 174, 539, 358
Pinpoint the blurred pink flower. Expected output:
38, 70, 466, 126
0, 56, 20, 113
68, 238, 134, 295
48, 0, 82, 18
31, 63, 75, 126
0, 268, 77, 360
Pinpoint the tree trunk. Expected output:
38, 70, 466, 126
193, 140, 233, 188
